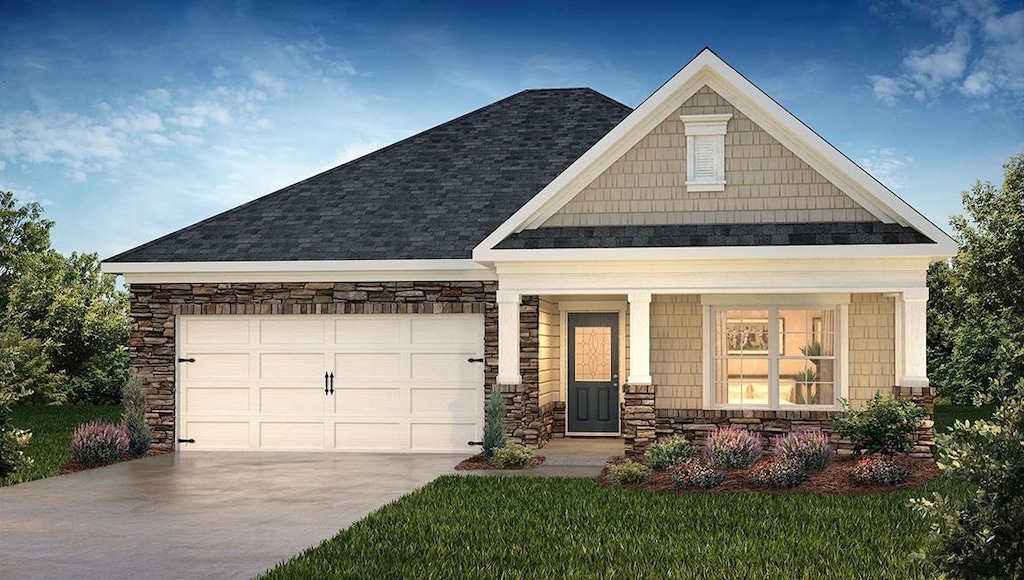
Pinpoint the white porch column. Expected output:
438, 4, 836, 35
496, 290, 522, 385
627, 291, 653, 385
898, 287, 929, 389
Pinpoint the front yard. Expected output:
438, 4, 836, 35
263, 404, 985, 579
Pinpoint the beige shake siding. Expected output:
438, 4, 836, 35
543, 86, 876, 227
647, 293, 895, 410
538, 298, 560, 409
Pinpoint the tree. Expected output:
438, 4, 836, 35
929, 154, 1024, 403
0, 192, 53, 314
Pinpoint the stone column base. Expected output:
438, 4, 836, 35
622, 383, 656, 457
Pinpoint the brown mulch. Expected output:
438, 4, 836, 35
455, 453, 546, 471
59, 448, 170, 475
598, 455, 941, 494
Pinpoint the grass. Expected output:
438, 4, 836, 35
263, 403, 992, 580
2, 404, 122, 487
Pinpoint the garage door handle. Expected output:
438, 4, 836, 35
329, 372, 335, 395
324, 372, 330, 395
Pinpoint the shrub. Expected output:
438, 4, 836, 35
606, 459, 651, 485
773, 430, 834, 470
70, 421, 129, 465
832, 392, 926, 456
491, 445, 534, 469
669, 459, 725, 489
482, 385, 506, 459
122, 374, 151, 457
60, 350, 130, 405
850, 456, 911, 485
750, 460, 807, 488
704, 427, 763, 469
1, 335, 36, 478
646, 436, 698, 470
912, 376, 1024, 579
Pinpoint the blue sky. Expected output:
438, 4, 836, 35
1, 0, 1022, 259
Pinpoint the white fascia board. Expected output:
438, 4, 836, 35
101, 259, 497, 284
472, 48, 957, 258
476, 243, 953, 263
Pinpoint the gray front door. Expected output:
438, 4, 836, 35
567, 312, 619, 433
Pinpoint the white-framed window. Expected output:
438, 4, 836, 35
702, 297, 847, 410
680, 113, 731, 192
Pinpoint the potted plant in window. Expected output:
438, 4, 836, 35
796, 342, 822, 404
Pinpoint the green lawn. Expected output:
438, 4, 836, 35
263, 403, 992, 579
2, 404, 122, 487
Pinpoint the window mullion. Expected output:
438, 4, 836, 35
768, 307, 780, 409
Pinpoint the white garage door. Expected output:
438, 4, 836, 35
177, 314, 485, 452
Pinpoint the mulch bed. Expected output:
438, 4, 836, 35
455, 453, 546, 471
598, 455, 941, 494
59, 448, 170, 475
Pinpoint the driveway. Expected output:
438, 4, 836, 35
0, 452, 460, 579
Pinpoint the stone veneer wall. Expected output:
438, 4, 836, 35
495, 295, 550, 448
130, 281, 527, 449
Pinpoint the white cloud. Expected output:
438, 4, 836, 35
249, 70, 286, 94
859, 147, 914, 192
869, 0, 1024, 106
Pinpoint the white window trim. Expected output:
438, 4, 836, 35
681, 113, 731, 192
702, 300, 848, 411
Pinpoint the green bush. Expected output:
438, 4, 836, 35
60, 350, 129, 405
912, 377, 1024, 579
646, 435, 698, 470
482, 385, 506, 459
669, 459, 725, 489
850, 456, 911, 485
606, 459, 651, 486
491, 445, 534, 469
705, 427, 763, 469
70, 420, 128, 465
121, 374, 151, 457
750, 460, 807, 488
832, 392, 926, 456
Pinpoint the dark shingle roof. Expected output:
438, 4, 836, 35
494, 222, 936, 249
105, 89, 632, 263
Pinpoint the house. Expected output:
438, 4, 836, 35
101, 48, 955, 457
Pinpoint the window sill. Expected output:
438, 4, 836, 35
707, 405, 841, 413
685, 180, 726, 192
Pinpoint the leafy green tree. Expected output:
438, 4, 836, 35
0, 192, 53, 314
929, 154, 1024, 403
0, 326, 43, 477
913, 376, 1024, 578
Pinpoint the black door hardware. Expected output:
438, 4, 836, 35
178, 438, 195, 443
467, 357, 484, 363
468, 440, 483, 447
178, 357, 195, 363
329, 372, 335, 395
324, 372, 330, 395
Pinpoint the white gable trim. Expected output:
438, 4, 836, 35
472, 48, 957, 260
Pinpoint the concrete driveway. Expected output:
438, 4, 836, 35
0, 451, 460, 579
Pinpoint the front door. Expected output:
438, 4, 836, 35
567, 312, 620, 433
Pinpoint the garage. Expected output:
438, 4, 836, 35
177, 313, 485, 453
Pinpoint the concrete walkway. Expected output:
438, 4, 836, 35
465, 437, 624, 478
0, 451, 460, 580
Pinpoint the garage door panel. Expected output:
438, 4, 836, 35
410, 388, 478, 415
259, 422, 325, 449
185, 388, 250, 414
410, 423, 479, 452
334, 353, 403, 381
410, 353, 479, 383
335, 319, 402, 344
410, 317, 480, 346
335, 423, 406, 450
260, 353, 324, 378
185, 319, 250, 345
184, 421, 250, 449
260, 319, 326, 344
187, 354, 251, 379
335, 387, 403, 415
260, 388, 325, 415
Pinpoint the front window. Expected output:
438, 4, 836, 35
712, 307, 837, 408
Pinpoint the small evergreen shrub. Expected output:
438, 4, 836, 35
850, 456, 911, 485
773, 430, 834, 470
606, 459, 651, 485
491, 445, 534, 469
482, 385, 507, 459
669, 459, 725, 489
832, 392, 926, 456
646, 436, 698, 470
122, 374, 151, 457
750, 460, 807, 488
705, 427, 763, 469
71, 421, 129, 465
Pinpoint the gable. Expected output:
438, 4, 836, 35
543, 86, 876, 228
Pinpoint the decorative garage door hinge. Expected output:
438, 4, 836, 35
467, 357, 484, 363
178, 357, 195, 363
178, 438, 195, 443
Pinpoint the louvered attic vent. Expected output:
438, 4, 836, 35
681, 113, 731, 192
